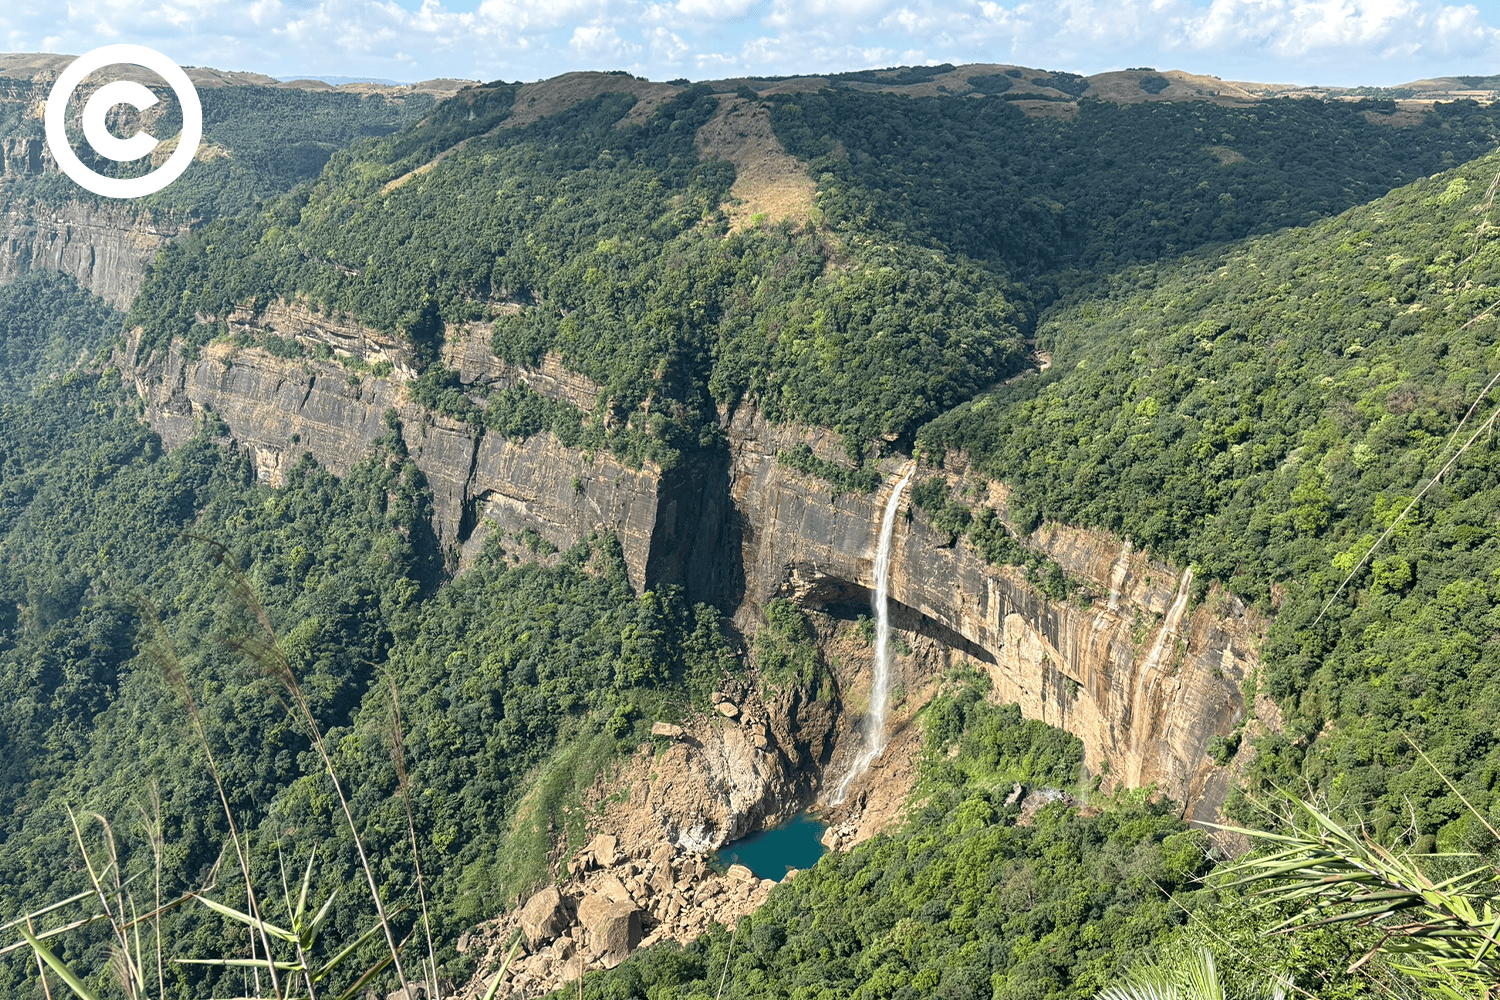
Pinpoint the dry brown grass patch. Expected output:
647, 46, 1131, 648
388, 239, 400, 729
696, 96, 817, 232
1363, 104, 1431, 127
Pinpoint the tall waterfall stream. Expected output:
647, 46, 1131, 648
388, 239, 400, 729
831, 464, 915, 805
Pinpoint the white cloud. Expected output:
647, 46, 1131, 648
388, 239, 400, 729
0, 0, 1496, 84
674, 0, 761, 20
645, 25, 691, 62
570, 23, 636, 59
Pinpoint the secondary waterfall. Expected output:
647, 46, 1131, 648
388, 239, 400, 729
832, 464, 915, 805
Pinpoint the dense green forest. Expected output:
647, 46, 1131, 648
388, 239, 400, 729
7, 65, 1500, 1000
767, 92, 1500, 280
126, 83, 1029, 451
0, 278, 742, 997
0, 272, 119, 394
126, 83, 1500, 461
0, 82, 434, 219
919, 149, 1500, 851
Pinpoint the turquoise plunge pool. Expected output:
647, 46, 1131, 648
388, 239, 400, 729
717, 813, 827, 881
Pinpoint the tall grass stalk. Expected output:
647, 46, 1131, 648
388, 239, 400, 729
201, 540, 415, 998
8, 553, 427, 1000
385, 670, 439, 1000
141, 592, 285, 999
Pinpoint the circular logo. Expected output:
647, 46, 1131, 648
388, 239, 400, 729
44, 44, 203, 199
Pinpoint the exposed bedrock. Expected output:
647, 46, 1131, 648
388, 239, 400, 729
118, 302, 1258, 819
116, 312, 734, 600
1, 126, 186, 309
722, 404, 1258, 821
0, 197, 188, 309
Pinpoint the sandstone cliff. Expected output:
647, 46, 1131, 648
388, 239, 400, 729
0, 83, 190, 309
116, 308, 732, 596
117, 299, 1260, 824
0, 197, 187, 308
724, 403, 1259, 821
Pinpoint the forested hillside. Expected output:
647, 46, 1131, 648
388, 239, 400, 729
0, 276, 744, 998
3, 63, 1500, 1000
128, 83, 1500, 460
0, 80, 435, 218
920, 150, 1500, 849
769, 92, 1500, 278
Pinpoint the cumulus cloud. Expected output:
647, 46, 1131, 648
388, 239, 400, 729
0, 0, 1496, 83
570, 23, 642, 60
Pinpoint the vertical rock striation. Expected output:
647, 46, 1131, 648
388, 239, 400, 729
116, 313, 731, 598
722, 403, 1259, 819
118, 303, 1259, 820
0, 198, 188, 309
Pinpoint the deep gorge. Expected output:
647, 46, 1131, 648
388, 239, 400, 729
114, 299, 1257, 824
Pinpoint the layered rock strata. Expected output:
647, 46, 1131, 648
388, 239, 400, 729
118, 302, 1259, 821
117, 320, 728, 595
0, 197, 188, 308
722, 406, 1260, 821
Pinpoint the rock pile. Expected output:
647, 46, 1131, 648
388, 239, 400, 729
458, 839, 777, 998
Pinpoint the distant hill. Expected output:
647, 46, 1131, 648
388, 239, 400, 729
275, 73, 408, 86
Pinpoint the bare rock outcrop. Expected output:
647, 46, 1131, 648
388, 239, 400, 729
458, 835, 778, 999
576, 895, 640, 969
116, 296, 1260, 825
517, 886, 569, 949
114, 319, 732, 596
604, 681, 836, 856
723, 400, 1261, 821
0, 198, 189, 308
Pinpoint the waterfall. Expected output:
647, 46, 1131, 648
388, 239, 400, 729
831, 464, 915, 805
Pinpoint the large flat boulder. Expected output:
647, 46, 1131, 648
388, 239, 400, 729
518, 885, 569, 948
576, 893, 642, 969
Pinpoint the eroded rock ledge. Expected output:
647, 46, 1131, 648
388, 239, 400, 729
115, 315, 730, 596
0, 198, 188, 309
118, 302, 1261, 826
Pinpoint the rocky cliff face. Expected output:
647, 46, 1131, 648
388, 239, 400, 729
0, 198, 187, 308
116, 307, 729, 596
118, 300, 1260, 821
452, 674, 836, 998
0, 97, 189, 309
721, 404, 1259, 821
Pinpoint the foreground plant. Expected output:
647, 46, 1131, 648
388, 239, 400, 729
5, 550, 437, 999
1097, 945, 1286, 1000
1219, 796, 1500, 998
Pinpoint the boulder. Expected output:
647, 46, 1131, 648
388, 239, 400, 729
596, 873, 632, 904
577, 893, 642, 969
649, 841, 676, 869
518, 886, 569, 949
651, 721, 685, 739
585, 833, 620, 867
715, 701, 740, 719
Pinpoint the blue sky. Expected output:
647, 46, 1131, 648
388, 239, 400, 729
3, 0, 1499, 87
